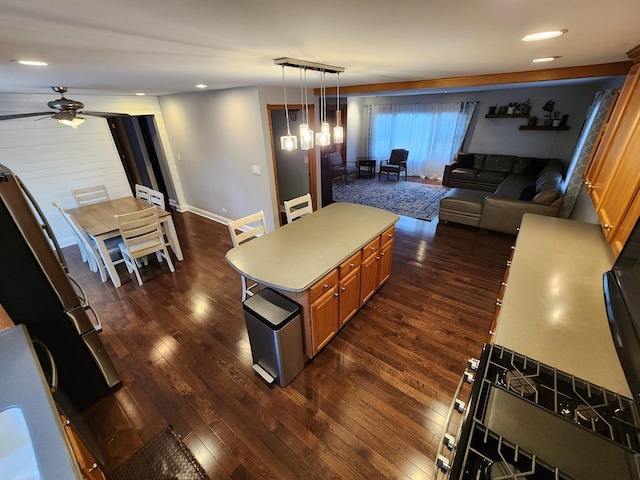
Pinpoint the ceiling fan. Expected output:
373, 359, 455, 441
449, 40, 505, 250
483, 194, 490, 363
0, 86, 128, 128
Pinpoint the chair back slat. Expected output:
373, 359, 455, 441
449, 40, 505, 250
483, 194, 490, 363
148, 189, 165, 210
135, 184, 151, 202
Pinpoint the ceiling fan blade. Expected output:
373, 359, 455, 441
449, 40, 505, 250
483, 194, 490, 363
0, 112, 52, 121
83, 111, 130, 118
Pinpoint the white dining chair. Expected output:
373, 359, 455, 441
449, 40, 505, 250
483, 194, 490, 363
227, 210, 267, 301
53, 202, 123, 282
71, 185, 110, 206
115, 206, 175, 286
148, 189, 165, 210
284, 193, 313, 223
135, 184, 150, 202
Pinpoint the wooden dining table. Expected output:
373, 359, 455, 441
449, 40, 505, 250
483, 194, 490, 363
67, 197, 184, 288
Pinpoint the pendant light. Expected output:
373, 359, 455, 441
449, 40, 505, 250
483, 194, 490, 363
316, 71, 331, 147
280, 65, 297, 151
274, 58, 344, 151
333, 72, 344, 144
299, 68, 314, 150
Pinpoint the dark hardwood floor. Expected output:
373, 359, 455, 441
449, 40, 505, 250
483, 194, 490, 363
73, 207, 515, 479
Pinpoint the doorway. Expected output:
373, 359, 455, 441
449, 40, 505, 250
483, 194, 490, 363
268, 104, 317, 225
108, 115, 176, 207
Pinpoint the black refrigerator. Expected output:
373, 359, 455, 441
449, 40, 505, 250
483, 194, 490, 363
0, 164, 119, 411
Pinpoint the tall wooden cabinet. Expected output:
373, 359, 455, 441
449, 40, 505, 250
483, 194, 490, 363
584, 45, 640, 255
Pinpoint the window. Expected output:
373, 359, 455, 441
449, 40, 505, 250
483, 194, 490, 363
365, 102, 476, 179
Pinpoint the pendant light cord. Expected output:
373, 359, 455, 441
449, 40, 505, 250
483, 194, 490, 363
282, 65, 291, 135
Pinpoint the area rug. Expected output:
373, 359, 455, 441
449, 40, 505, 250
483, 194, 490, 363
109, 425, 209, 480
332, 178, 449, 221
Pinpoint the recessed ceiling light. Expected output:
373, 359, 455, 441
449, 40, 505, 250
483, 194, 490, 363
195, 84, 207, 89
532, 56, 560, 63
135, 92, 146, 96
12, 59, 48, 66
522, 30, 568, 42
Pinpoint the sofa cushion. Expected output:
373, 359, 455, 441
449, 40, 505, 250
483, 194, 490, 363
476, 170, 508, 185
537, 158, 566, 179
457, 153, 475, 169
450, 168, 479, 182
473, 154, 487, 170
494, 174, 535, 200
484, 155, 516, 173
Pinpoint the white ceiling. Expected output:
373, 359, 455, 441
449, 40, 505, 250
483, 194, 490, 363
0, 0, 638, 96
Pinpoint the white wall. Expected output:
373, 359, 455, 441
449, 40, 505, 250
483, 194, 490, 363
159, 86, 303, 232
0, 93, 182, 247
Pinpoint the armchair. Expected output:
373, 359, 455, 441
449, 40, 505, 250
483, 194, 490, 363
323, 151, 357, 184
378, 149, 409, 181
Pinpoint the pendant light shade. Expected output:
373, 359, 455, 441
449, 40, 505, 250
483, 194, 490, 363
333, 73, 344, 144
279, 65, 298, 151
299, 68, 314, 150
315, 70, 331, 146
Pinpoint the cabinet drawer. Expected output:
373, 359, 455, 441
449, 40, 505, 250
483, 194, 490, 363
310, 269, 339, 304
381, 225, 395, 245
339, 251, 361, 278
362, 237, 380, 260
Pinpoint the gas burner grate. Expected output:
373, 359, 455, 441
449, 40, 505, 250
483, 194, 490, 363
485, 345, 640, 451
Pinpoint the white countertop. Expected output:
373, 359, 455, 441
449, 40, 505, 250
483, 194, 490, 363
225, 202, 399, 292
494, 214, 630, 396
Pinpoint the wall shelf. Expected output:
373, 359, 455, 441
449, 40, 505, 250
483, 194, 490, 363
485, 114, 528, 119
519, 125, 570, 131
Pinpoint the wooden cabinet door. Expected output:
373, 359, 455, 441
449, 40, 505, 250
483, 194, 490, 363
310, 286, 339, 356
61, 414, 106, 480
586, 65, 640, 205
339, 268, 360, 327
378, 239, 393, 287
611, 184, 640, 255
360, 253, 379, 305
586, 64, 640, 241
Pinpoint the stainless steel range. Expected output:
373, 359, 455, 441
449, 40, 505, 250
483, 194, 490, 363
436, 344, 640, 480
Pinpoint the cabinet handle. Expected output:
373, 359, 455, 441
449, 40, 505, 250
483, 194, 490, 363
387, 233, 392, 238
370, 246, 376, 251
604, 223, 614, 230
323, 284, 329, 289
349, 263, 355, 268
334, 292, 339, 297
510, 245, 515, 250
506, 261, 512, 267
496, 299, 503, 307
501, 282, 507, 287
89, 463, 98, 472
341, 286, 346, 291
380, 252, 385, 256
375, 256, 380, 260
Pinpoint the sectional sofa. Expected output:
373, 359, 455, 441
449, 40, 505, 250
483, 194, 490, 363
440, 152, 566, 234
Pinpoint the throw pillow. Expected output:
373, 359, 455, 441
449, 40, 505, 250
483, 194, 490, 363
456, 153, 475, 169
519, 184, 537, 201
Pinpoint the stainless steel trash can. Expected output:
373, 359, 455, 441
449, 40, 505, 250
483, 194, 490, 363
242, 288, 304, 387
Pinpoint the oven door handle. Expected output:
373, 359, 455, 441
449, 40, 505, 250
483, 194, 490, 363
435, 358, 478, 477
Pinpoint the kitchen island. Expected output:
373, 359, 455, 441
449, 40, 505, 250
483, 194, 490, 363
493, 213, 630, 396
226, 202, 399, 358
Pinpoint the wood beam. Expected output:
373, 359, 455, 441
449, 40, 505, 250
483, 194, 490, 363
316, 62, 632, 96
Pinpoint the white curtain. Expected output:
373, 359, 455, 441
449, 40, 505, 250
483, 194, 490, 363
364, 102, 476, 179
